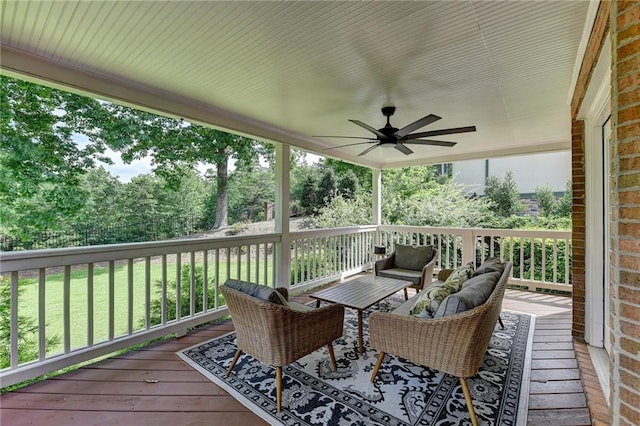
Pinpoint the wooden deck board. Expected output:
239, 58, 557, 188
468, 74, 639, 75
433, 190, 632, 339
0, 286, 592, 425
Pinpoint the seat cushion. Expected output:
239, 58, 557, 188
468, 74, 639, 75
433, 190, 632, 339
435, 271, 500, 317
377, 268, 422, 285
394, 244, 434, 271
473, 257, 504, 276
224, 279, 288, 306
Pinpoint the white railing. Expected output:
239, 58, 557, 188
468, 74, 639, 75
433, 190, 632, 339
289, 226, 378, 294
379, 225, 572, 291
0, 225, 571, 387
0, 234, 281, 387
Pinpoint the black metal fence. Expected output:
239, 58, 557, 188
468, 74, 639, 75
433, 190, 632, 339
1, 215, 213, 251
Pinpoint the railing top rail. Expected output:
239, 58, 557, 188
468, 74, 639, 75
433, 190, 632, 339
0, 233, 282, 273
378, 225, 469, 234
291, 225, 377, 239
471, 228, 572, 238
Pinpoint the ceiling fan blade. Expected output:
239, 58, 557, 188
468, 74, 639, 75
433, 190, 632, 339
406, 125, 477, 139
394, 114, 441, 138
313, 135, 377, 140
357, 144, 380, 156
322, 141, 376, 150
394, 143, 413, 155
349, 119, 386, 139
403, 139, 457, 147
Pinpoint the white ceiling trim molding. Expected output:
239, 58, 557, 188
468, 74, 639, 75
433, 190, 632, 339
0, 46, 383, 169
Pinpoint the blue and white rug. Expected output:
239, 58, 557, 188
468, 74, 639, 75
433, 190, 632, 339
178, 294, 534, 425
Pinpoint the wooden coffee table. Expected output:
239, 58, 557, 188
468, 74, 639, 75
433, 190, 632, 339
310, 276, 412, 354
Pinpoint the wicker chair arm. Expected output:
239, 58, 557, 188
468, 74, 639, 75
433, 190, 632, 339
374, 253, 396, 275
418, 251, 438, 289
437, 269, 454, 281
275, 287, 289, 301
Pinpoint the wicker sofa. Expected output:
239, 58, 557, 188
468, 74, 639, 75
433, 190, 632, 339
221, 279, 344, 412
369, 260, 512, 426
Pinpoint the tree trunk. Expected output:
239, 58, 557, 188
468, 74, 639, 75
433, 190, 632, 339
213, 156, 229, 229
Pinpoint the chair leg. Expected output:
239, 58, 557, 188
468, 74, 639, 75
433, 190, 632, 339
225, 349, 242, 377
498, 315, 505, 329
327, 343, 337, 371
370, 352, 386, 383
275, 366, 283, 412
459, 377, 479, 426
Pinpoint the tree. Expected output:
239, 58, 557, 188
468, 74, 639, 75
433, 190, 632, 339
484, 171, 525, 217
316, 168, 337, 207
299, 175, 318, 215
535, 186, 555, 217
94, 105, 264, 229
554, 181, 572, 218
337, 170, 359, 200
0, 76, 109, 236
324, 158, 372, 192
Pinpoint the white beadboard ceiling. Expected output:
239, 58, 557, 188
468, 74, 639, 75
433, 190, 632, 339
0, 1, 590, 169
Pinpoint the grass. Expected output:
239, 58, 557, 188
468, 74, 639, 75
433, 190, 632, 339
13, 257, 274, 356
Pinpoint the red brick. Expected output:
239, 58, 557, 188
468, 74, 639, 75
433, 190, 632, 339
619, 87, 640, 107
620, 222, 640, 238
621, 254, 640, 270
619, 174, 640, 188
618, 55, 640, 77
620, 206, 640, 219
619, 139, 640, 155
619, 39, 640, 62
618, 5, 640, 30
620, 1, 640, 14
621, 337, 640, 356
620, 156, 640, 172
621, 239, 640, 254
621, 321, 640, 339
621, 369, 640, 392
618, 122, 640, 142
620, 190, 640, 204
621, 387, 640, 413
618, 72, 640, 93
618, 22, 640, 46
620, 285, 640, 303
620, 401, 640, 426
621, 270, 640, 287
621, 302, 640, 322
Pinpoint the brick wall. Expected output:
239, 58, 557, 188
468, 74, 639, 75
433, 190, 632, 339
612, 1, 640, 424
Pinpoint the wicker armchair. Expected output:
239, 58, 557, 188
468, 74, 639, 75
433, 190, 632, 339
375, 244, 437, 299
369, 262, 512, 426
221, 283, 344, 412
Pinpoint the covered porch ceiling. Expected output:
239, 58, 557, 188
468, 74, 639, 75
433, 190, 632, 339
0, 1, 591, 169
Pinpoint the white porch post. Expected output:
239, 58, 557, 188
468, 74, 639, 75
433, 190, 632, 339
372, 168, 382, 226
274, 143, 291, 288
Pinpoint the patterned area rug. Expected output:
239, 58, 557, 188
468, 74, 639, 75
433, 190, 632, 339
178, 294, 534, 425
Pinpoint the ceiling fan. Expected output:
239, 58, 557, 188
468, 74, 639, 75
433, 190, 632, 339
316, 105, 476, 156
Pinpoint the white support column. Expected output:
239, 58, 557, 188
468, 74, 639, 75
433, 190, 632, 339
372, 168, 382, 226
274, 143, 291, 288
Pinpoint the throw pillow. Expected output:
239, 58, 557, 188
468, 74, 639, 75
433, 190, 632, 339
410, 280, 457, 317
224, 279, 288, 306
442, 263, 475, 293
473, 257, 504, 276
435, 271, 500, 317
394, 244, 434, 271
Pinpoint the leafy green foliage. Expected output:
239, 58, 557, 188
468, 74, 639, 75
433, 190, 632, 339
535, 186, 556, 217
554, 181, 572, 218
316, 168, 337, 207
0, 279, 60, 369
337, 170, 359, 200
484, 171, 526, 217
311, 193, 373, 228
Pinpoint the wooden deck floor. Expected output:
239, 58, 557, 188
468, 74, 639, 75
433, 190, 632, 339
1, 287, 593, 426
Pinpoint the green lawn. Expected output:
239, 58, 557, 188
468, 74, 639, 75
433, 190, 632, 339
15, 258, 274, 356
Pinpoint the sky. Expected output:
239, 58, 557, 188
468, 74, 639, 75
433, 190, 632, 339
75, 133, 322, 183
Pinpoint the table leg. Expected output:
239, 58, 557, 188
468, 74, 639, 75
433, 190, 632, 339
357, 310, 364, 354
315, 299, 321, 308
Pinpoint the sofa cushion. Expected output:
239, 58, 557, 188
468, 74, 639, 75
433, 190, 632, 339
377, 268, 422, 285
394, 244, 434, 271
435, 271, 500, 317
473, 257, 504, 276
224, 279, 288, 306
